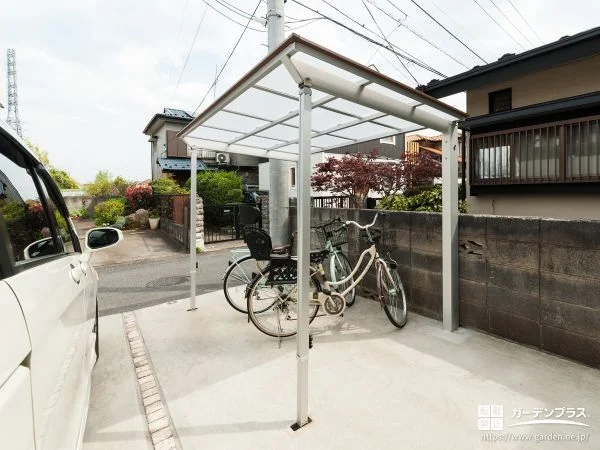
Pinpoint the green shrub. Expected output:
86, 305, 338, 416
112, 216, 127, 230
150, 175, 189, 195
185, 171, 243, 206
380, 185, 468, 213
70, 207, 89, 219
94, 199, 126, 226
49, 168, 79, 190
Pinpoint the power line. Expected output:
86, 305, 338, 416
471, 0, 525, 50
506, 0, 544, 44
199, 0, 266, 32
382, 0, 408, 20
170, 5, 210, 102
405, 0, 488, 64
487, 0, 534, 47
310, 0, 446, 77
167, 0, 192, 89
192, 0, 263, 115
364, 0, 471, 69
360, 0, 419, 84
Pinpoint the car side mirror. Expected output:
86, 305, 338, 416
85, 227, 123, 252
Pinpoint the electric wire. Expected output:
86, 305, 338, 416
471, 0, 525, 50
170, 5, 209, 102
360, 0, 419, 84
487, 0, 534, 46
192, 0, 263, 115
308, 0, 446, 77
167, 0, 192, 89
405, 0, 487, 64
506, 0, 544, 44
199, 0, 266, 32
363, 0, 471, 69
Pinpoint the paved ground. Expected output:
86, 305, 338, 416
96, 249, 233, 316
84, 289, 600, 450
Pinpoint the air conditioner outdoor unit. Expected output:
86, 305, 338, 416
216, 152, 230, 164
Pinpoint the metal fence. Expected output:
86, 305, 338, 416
311, 196, 351, 208
204, 203, 262, 243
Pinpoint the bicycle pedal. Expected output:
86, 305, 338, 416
340, 313, 344, 317
309, 334, 314, 349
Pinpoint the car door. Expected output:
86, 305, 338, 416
0, 128, 89, 450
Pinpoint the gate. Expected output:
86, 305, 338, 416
203, 204, 262, 244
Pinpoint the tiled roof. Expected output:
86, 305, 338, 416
163, 108, 193, 119
406, 134, 443, 143
158, 158, 208, 172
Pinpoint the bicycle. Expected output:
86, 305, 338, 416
222, 218, 354, 313
245, 213, 407, 338
312, 217, 356, 307
222, 244, 290, 314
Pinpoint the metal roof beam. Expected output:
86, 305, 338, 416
293, 59, 454, 132
183, 137, 299, 162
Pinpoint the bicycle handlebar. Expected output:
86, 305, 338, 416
345, 213, 379, 230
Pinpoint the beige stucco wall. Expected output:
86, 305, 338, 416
467, 54, 600, 117
467, 194, 600, 220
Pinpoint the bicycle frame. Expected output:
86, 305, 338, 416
324, 244, 381, 298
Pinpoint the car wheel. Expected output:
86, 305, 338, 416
94, 298, 99, 363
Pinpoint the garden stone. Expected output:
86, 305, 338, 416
135, 209, 149, 228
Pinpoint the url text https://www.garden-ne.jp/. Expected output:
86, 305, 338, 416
481, 432, 590, 444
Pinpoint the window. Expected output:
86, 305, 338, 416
380, 136, 396, 145
0, 134, 65, 266
34, 170, 77, 253
470, 116, 600, 185
290, 167, 296, 187
488, 88, 512, 114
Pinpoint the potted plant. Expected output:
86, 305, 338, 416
148, 209, 160, 230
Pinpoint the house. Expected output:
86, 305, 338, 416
422, 25, 600, 220
258, 134, 406, 199
142, 108, 263, 185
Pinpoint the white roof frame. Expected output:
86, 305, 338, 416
179, 34, 467, 431
179, 35, 466, 161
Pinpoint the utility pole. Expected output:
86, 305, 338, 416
267, 0, 289, 246
6, 49, 23, 137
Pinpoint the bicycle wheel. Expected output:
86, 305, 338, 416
329, 251, 356, 307
378, 264, 408, 328
223, 255, 265, 313
246, 268, 320, 338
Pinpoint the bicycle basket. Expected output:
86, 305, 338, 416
267, 258, 298, 285
315, 218, 348, 247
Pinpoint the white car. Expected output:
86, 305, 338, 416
0, 119, 122, 449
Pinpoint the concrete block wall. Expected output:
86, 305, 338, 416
290, 206, 600, 368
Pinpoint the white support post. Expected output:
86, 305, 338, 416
295, 83, 312, 429
188, 148, 198, 312
442, 123, 459, 330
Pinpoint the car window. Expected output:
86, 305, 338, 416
0, 134, 65, 267
34, 169, 79, 254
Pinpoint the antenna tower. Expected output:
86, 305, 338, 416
6, 49, 23, 137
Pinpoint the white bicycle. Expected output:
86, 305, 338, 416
245, 213, 408, 338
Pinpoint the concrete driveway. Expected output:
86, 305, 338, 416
84, 290, 600, 449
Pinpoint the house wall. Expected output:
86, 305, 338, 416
466, 54, 600, 116
467, 193, 600, 220
289, 206, 600, 368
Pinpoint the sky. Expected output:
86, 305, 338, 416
1, 0, 599, 183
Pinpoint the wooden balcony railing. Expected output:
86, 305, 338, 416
470, 115, 600, 185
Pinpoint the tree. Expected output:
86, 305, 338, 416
184, 171, 243, 206
311, 151, 442, 208
85, 171, 118, 197
25, 139, 80, 189
311, 152, 379, 208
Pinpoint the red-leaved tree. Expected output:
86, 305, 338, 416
311, 150, 441, 208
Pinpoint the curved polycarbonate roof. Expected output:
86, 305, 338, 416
179, 34, 467, 162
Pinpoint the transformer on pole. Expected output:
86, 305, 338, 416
6, 49, 23, 137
